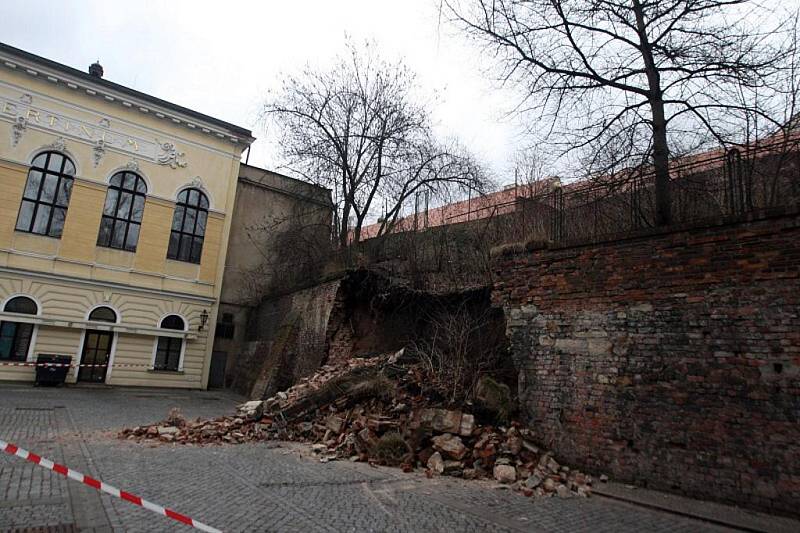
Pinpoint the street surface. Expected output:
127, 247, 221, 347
0, 383, 731, 532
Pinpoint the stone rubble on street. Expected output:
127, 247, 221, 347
119, 351, 597, 501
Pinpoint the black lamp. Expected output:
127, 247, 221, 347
199, 309, 209, 331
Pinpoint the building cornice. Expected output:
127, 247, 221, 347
0, 311, 199, 339
0, 264, 216, 304
0, 42, 255, 149
238, 176, 333, 208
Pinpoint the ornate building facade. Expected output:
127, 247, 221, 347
0, 43, 254, 388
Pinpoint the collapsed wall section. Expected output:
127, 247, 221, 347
324, 270, 509, 376
231, 279, 341, 399
492, 209, 800, 516
231, 268, 512, 401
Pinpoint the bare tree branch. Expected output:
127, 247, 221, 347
263, 41, 491, 246
446, 0, 797, 225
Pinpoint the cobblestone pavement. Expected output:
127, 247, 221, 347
0, 383, 733, 532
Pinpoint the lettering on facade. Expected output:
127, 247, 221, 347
1, 94, 187, 168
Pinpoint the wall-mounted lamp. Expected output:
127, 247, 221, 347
199, 309, 209, 331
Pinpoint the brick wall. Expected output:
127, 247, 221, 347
491, 209, 800, 516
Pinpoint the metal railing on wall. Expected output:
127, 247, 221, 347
339, 136, 800, 285
509, 139, 800, 245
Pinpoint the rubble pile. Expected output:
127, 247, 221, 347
119, 352, 595, 499
119, 357, 383, 445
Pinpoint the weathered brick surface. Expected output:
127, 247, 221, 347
492, 210, 800, 516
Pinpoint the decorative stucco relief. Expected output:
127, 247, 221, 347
11, 116, 26, 147
43, 136, 67, 153
156, 141, 187, 169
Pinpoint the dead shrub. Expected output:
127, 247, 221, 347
490, 242, 525, 258
411, 299, 509, 404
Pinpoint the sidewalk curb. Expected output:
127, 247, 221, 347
592, 483, 800, 533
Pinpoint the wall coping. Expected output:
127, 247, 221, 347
490, 205, 800, 260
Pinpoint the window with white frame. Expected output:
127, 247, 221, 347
153, 314, 185, 371
0, 296, 38, 361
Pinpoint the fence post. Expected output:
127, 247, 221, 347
725, 148, 743, 215
549, 186, 564, 242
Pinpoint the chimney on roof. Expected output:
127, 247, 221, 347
88, 61, 104, 78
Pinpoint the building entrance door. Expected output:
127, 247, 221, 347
208, 351, 227, 389
77, 330, 113, 383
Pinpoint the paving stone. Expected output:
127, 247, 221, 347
0, 383, 731, 532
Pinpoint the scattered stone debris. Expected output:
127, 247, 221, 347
119, 352, 594, 499
237, 400, 264, 421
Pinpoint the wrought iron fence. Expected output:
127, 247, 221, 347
513, 139, 800, 244
332, 138, 800, 292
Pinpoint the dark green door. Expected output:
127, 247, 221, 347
77, 330, 113, 383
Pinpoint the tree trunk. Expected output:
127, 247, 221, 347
339, 202, 351, 248
353, 218, 362, 245
651, 97, 672, 226
633, 0, 672, 226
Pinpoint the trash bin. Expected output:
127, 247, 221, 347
34, 354, 71, 386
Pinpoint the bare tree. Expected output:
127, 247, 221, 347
446, 0, 798, 225
264, 42, 489, 246
509, 146, 554, 193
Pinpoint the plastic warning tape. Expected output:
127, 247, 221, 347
0, 362, 151, 368
0, 438, 222, 532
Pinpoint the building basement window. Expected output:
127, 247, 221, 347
167, 188, 208, 264
154, 314, 185, 371
0, 296, 38, 361
16, 151, 75, 238
97, 172, 147, 251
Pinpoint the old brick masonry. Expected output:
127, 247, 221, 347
492, 209, 800, 516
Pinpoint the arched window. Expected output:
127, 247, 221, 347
0, 296, 38, 361
4, 296, 38, 315
16, 151, 75, 238
153, 314, 185, 371
88, 306, 117, 323
97, 172, 147, 251
167, 188, 208, 264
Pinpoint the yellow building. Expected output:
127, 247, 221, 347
0, 43, 253, 389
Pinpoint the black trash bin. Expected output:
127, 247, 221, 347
35, 354, 72, 386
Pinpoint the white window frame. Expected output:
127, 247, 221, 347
150, 313, 188, 372
0, 293, 41, 363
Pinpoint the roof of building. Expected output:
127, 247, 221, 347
0, 42, 254, 146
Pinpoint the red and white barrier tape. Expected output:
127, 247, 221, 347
0, 361, 151, 368
0, 438, 221, 532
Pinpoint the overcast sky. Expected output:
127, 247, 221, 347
1, 0, 526, 184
